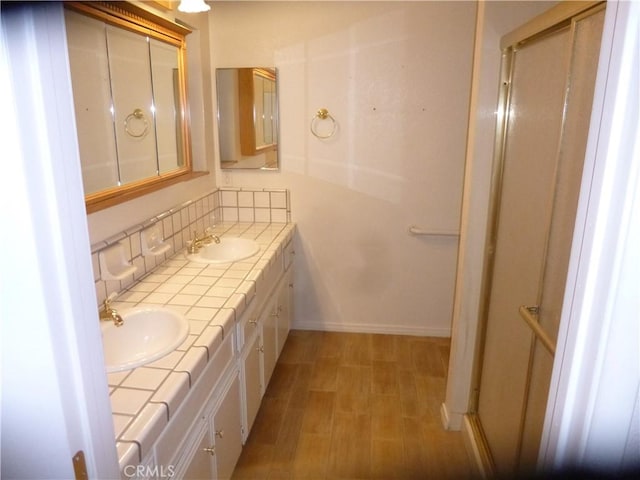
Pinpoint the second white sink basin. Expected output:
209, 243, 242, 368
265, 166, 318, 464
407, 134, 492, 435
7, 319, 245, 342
101, 306, 189, 373
185, 236, 260, 264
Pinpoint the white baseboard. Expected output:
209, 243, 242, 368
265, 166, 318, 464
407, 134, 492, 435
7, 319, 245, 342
292, 320, 451, 337
440, 402, 464, 430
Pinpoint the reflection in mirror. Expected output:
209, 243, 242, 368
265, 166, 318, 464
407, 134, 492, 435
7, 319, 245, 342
150, 39, 185, 173
107, 23, 158, 185
64, 2, 192, 213
217, 68, 279, 170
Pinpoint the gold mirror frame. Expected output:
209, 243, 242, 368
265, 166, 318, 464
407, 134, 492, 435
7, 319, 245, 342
65, 1, 195, 213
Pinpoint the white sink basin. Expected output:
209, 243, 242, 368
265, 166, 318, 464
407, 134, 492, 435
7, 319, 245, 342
101, 306, 189, 373
184, 236, 260, 264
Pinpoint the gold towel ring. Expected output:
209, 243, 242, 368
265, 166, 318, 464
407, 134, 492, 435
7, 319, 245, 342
310, 108, 337, 139
124, 108, 149, 138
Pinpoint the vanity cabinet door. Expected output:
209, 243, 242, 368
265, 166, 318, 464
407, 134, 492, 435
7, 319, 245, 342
261, 296, 278, 388
212, 374, 243, 479
178, 422, 215, 480
241, 332, 262, 441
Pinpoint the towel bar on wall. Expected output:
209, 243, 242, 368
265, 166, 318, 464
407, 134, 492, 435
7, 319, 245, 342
408, 225, 459, 237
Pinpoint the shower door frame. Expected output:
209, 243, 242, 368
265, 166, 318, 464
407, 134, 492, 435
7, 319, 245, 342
467, 1, 605, 476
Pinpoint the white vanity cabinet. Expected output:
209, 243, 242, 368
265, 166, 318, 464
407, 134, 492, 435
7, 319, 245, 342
238, 239, 294, 443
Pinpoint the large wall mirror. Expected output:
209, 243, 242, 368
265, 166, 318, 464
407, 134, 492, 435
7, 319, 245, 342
217, 68, 279, 170
64, 1, 193, 213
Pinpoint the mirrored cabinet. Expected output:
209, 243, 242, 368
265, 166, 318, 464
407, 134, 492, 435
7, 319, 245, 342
64, 2, 193, 212
217, 67, 279, 170
238, 68, 277, 157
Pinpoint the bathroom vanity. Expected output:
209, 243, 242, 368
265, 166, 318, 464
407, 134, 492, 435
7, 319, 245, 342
105, 222, 295, 479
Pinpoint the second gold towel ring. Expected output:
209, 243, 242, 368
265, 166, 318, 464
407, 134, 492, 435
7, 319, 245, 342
124, 108, 149, 138
310, 108, 337, 139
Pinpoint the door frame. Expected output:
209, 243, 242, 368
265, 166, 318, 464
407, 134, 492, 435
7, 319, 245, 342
1, 3, 120, 478
539, 0, 640, 472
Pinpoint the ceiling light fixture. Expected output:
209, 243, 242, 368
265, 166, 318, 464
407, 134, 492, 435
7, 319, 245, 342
177, 0, 210, 13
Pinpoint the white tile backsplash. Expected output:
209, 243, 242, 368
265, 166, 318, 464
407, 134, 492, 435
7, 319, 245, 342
221, 190, 238, 206
272, 209, 288, 223
254, 191, 270, 208
91, 188, 290, 306
270, 191, 287, 208
238, 207, 254, 222
238, 191, 254, 207
222, 207, 239, 222
255, 208, 271, 223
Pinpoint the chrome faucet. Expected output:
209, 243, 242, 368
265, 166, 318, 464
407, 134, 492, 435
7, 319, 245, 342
100, 297, 124, 327
188, 229, 221, 254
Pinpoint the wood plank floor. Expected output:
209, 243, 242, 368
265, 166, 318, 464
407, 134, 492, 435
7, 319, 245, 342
232, 330, 477, 480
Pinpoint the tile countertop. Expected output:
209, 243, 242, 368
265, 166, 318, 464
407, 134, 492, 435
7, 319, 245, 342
104, 222, 296, 468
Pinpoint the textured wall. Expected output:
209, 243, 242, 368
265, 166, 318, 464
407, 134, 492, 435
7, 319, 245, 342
209, 1, 477, 335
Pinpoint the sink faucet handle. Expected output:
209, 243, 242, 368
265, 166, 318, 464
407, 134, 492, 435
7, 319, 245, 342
204, 227, 221, 244
103, 292, 118, 310
188, 231, 201, 254
100, 293, 124, 326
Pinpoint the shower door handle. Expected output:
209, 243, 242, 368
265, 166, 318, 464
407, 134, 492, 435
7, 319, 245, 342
519, 305, 556, 355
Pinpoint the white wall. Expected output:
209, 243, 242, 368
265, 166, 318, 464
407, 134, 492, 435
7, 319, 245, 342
210, 1, 477, 336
